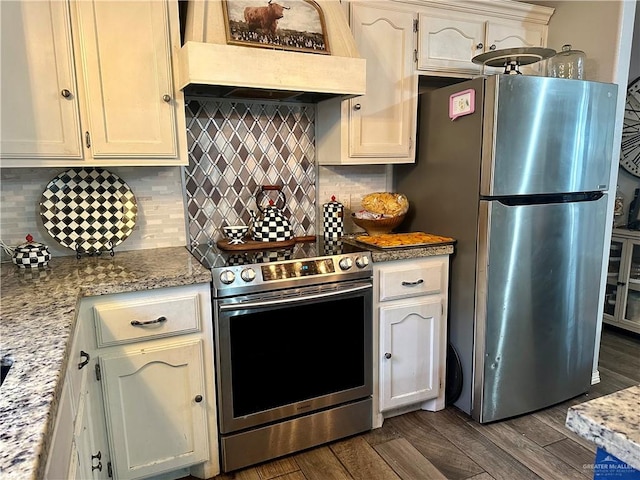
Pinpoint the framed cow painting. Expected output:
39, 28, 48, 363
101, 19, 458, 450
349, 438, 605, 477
222, 0, 330, 54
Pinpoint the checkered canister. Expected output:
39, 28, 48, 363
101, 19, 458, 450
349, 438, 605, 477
323, 196, 344, 239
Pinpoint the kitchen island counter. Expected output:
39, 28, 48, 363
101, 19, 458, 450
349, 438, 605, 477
0, 247, 212, 480
566, 384, 640, 472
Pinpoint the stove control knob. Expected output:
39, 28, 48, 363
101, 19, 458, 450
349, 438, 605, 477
241, 268, 256, 282
220, 270, 236, 284
355, 256, 370, 269
338, 257, 353, 270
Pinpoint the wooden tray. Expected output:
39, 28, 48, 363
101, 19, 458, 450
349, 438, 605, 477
216, 236, 315, 252
354, 232, 456, 249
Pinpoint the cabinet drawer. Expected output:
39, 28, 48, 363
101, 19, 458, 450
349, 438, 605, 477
378, 258, 445, 302
93, 293, 201, 347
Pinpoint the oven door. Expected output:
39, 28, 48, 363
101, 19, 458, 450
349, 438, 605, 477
214, 279, 373, 434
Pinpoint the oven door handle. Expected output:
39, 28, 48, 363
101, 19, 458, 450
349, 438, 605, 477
219, 283, 372, 310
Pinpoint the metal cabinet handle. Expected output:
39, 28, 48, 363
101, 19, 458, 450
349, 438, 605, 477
162, 94, 171, 102
476, 43, 484, 50
61, 89, 71, 98
401, 279, 424, 287
78, 350, 90, 370
384, 352, 392, 359
85, 131, 91, 148
131, 316, 167, 326
91, 451, 102, 471
617, 281, 626, 286
195, 395, 203, 403
489, 44, 497, 51
353, 103, 361, 111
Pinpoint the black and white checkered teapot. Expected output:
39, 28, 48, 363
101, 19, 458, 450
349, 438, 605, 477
250, 185, 293, 242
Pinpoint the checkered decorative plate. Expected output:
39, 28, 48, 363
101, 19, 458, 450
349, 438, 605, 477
40, 168, 137, 254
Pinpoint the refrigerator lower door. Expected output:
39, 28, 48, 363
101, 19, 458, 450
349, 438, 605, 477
474, 194, 608, 423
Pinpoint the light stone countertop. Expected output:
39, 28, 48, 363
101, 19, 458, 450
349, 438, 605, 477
566, 384, 640, 471
0, 246, 212, 480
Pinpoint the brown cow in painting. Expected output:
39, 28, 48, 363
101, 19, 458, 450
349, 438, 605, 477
244, 0, 290, 35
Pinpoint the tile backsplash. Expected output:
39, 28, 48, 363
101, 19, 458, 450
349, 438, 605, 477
183, 99, 317, 246
182, 98, 390, 246
0, 103, 389, 263
0, 167, 186, 261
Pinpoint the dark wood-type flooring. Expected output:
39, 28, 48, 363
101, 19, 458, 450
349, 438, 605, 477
192, 326, 640, 480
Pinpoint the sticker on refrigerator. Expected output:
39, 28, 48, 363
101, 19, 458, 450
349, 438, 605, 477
449, 89, 475, 120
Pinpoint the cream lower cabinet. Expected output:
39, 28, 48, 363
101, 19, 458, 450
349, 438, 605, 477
373, 256, 449, 427
317, 1, 418, 165
45, 306, 111, 480
0, 0, 187, 167
50, 283, 219, 480
416, 1, 554, 77
99, 340, 208, 480
604, 229, 640, 335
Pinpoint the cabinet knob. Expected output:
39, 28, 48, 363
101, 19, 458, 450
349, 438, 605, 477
489, 44, 497, 51
194, 394, 203, 403
476, 43, 484, 50
60, 89, 72, 98
384, 352, 392, 359
162, 94, 172, 102
353, 103, 361, 111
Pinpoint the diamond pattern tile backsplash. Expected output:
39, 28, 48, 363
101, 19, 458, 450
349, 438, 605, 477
183, 99, 317, 246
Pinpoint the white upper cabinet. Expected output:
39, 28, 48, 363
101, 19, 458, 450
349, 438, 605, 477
0, 1, 83, 159
348, 3, 417, 160
416, 1, 553, 77
316, 1, 418, 165
0, 0, 187, 167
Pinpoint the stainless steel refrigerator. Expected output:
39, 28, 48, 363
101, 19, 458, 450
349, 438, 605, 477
394, 75, 618, 423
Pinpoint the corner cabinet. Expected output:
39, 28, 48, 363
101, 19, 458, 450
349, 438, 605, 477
604, 229, 640, 335
316, 1, 418, 165
0, 0, 187, 168
416, 1, 553, 77
48, 283, 220, 480
372, 256, 449, 428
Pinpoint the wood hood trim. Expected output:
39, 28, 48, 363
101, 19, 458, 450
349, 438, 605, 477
178, 0, 367, 102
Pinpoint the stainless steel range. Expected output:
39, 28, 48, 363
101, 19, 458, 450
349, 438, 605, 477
191, 237, 374, 472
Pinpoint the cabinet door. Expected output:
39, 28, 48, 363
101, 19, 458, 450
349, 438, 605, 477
349, 3, 417, 160
74, 386, 111, 480
74, 0, 178, 158
622, 241, 640, 333
484, 21, 546, 75
379, 297, 441, 412
0, 0, 82, 160
100, 340, 208, 480
604, 239, 623, 321
417, 11, 484, 74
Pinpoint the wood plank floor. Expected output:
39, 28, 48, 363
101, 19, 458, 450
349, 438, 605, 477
197, 326, 640, 480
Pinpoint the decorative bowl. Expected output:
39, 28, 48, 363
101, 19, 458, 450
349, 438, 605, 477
12, 234, 51, 268
223, 225, 249, 244
351, 213, 406, 236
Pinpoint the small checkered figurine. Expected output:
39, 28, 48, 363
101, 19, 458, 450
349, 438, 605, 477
323, 195, 344, 239
12, 234, 51, 269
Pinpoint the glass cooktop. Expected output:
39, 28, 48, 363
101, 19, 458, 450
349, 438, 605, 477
190, 236, 368, 271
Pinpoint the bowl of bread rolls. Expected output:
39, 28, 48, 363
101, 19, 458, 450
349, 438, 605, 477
351, 192, 409, 236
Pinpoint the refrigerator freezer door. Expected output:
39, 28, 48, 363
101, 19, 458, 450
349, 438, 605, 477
481, 76, 618, 197
474, 194, 608, 423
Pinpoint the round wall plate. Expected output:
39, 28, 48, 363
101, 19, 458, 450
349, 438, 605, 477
40, 168, 137, 254
472, 47, 556, 67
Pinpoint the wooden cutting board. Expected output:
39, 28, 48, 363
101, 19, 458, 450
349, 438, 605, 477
355, 232, 455, 249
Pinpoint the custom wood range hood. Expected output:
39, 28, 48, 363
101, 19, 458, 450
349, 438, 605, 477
178, 0, 367, 103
